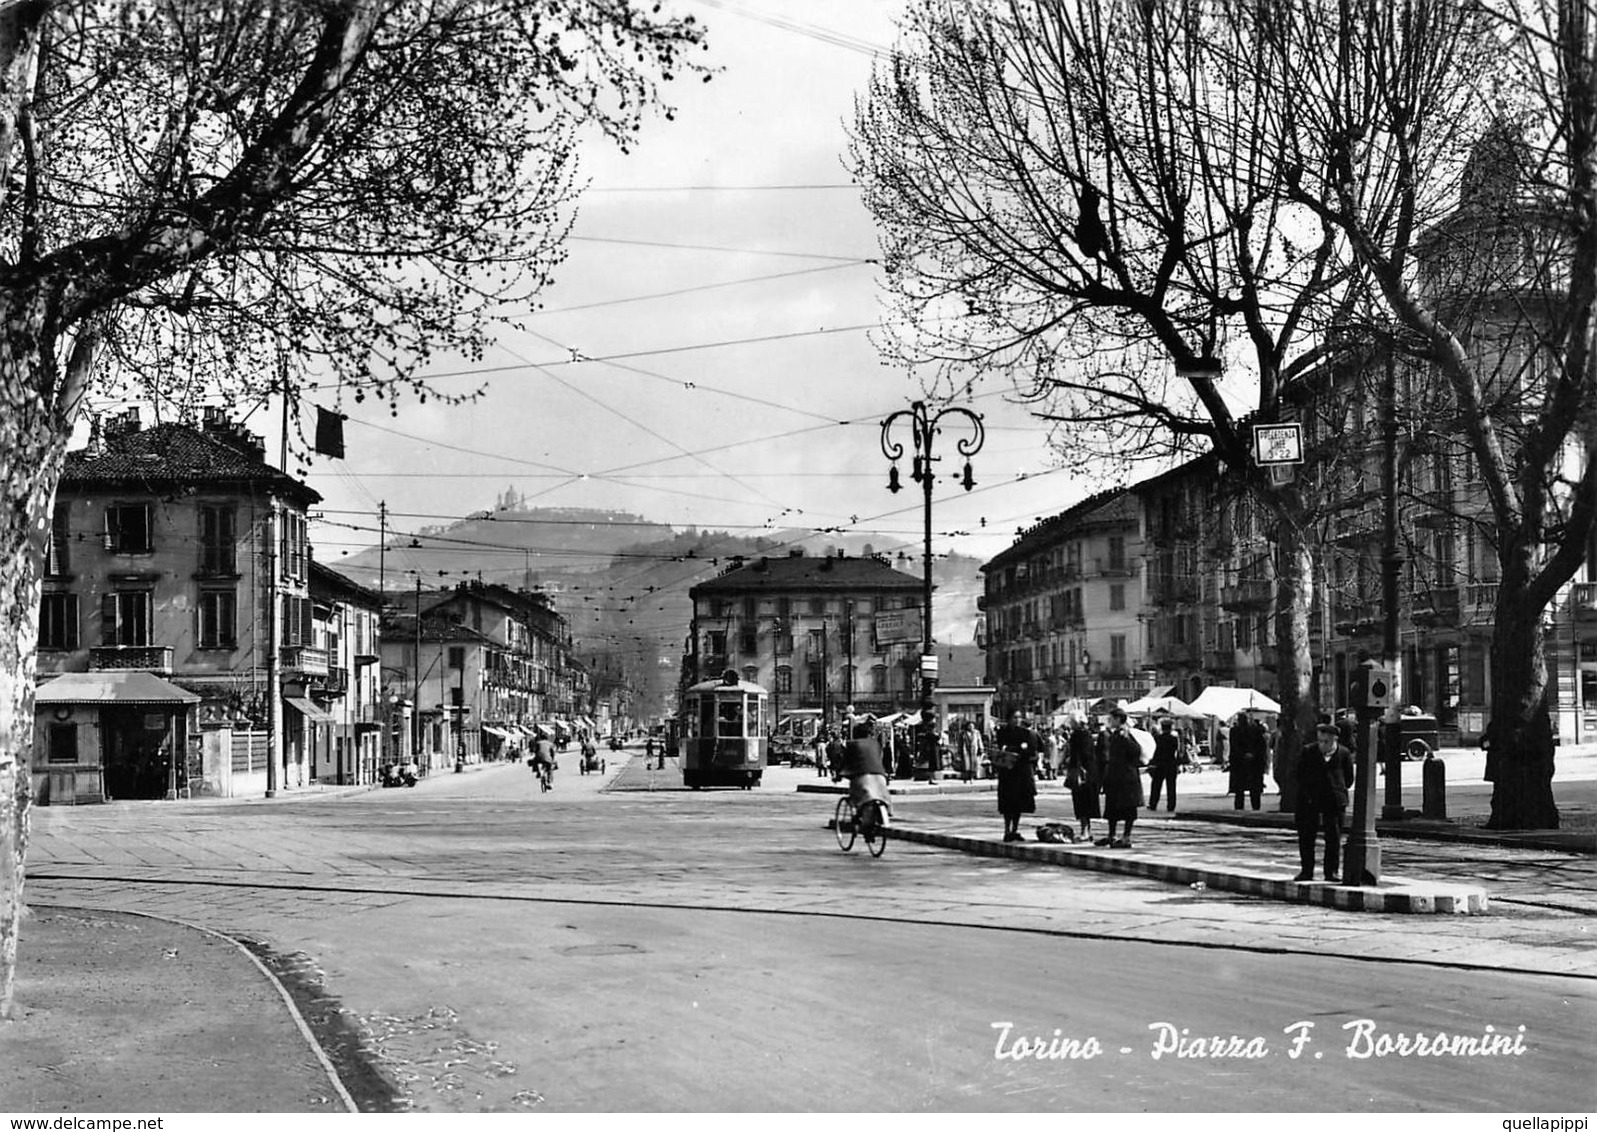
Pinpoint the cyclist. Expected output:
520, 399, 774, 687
834, 718, 891, 839
528, 735, 556, 791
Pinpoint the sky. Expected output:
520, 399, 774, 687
273, 1, 1107, 579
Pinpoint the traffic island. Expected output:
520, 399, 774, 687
864, 822, 1489, 914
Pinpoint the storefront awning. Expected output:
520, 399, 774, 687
284, 696, 334, 724
482, 725, 510, 740
36, 671, 200, 706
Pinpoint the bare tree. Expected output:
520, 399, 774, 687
1256, 0, 1596, 829
851, 0, 1363, 814
0, 0, 707, 1019
855, 0, 1589, 830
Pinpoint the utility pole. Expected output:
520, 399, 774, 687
413, 575, 422, 771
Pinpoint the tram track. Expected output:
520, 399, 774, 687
25, 867, 1595, 981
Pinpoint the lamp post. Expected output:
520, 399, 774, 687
881, 399, 985, 781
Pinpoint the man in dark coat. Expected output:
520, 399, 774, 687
1228, 713, 1265, 810
992, 710, 1040, 842
1148, 717, 1181, 812
1064, 716, 1101, 842
1295, 722, 1355, 882
1095, 707, 1145, 848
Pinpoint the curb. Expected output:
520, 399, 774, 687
1171, 809, 1596, 855
36, 903, 360, 1111
866, 824, 1489, 914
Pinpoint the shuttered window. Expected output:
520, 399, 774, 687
100, 590, 152, 646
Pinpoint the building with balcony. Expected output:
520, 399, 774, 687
1282, 125, 1596, 744
306, 561, 385, 785
980, 488, 1147, 715
685, 549, 924, 725
35, 407, 321, 801
381, 580, 581, 770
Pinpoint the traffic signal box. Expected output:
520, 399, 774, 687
1348, 664, 1396, 713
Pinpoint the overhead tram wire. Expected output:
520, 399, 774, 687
531, 261, 869, 316
566, 234, 869, 263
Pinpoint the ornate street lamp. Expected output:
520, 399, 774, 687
881, 400, 985, 780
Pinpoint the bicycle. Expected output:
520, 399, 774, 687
833, 794, 889, 858
534, 762, 552, 792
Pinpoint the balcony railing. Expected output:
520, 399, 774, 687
1204, 649, 1236, 674
1411, 587, 1460, 626
281, 644, 329, 677
1464, 584, 1499, 623
318, 668, 349, 697
90, 645, 173, 674
1332, 601, 1382, 634
1220, 579, 1273, 611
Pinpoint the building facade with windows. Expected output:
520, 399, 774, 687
685, 549, 924, 724
35, 407, 322, 801
307, 562, 385, 785
980, 489, 1148, 716
380, 580, 580, 769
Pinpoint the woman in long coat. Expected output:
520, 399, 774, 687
992, 712, 1039, 842
1096, 708, 1145, 847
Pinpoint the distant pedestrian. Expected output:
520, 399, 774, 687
1063, 715, 1100, 842
814, 728, 830, 777
1228, 713, 1265, 810
1095, 708, 1144, 847
992, 710, 1040, 842
1295, 723, 1354, 882
1148, 717, 1180, 812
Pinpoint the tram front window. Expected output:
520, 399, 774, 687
717, 698, 745, 738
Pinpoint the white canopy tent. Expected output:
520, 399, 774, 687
1188, 686, 1283, 719
1122, 694, 1208, 719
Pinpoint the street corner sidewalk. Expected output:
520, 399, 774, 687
884, 815, 1489, 915
0, 904, 356, 1114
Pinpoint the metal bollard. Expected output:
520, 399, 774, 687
1422, 756, 1446, 819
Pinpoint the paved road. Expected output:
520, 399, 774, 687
21, 747, 1596, 1111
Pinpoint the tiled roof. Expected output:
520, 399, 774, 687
983, 486, 1137, 572
62, 423, 321, 505
689, 553, 921, 596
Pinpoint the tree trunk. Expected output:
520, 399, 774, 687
1271, 523, 1316, 814
0, 297, 67, 1020
1484, 581, 1560, 831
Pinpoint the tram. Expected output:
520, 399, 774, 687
680, 670, 768, 789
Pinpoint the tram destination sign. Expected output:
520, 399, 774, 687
874, 609, 921, 647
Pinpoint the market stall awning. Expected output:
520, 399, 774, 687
284, 696, 334, 724
1189, 686, 1282, 719
1122, 694, 1207, 719
36, 671, 200, 706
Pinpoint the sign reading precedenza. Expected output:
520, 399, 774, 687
874, 609, 921, 646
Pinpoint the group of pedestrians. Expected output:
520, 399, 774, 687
991, 707, 1149, 847
984, 705, 1359, 879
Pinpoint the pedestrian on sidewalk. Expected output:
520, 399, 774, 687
1096, 707, 1144, 848
1148, 717, 1181, 812
1229, 713, 1266, 810
1295, 722, 1354, 882
993, 710, 1040, 842
814, 727, 830, 777
1063, 714, 1100, 842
